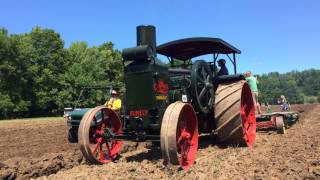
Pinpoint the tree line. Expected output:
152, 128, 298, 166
257, 69, 320, 105
0, 27, 123, 119
0, 27, 319, 119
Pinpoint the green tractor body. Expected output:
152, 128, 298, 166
124, 60, 169, 131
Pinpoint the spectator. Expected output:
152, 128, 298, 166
245, 71, 262, 114
279, 95, 290, 111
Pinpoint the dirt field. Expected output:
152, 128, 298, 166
0, 104, 319, 180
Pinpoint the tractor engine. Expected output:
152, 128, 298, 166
122, 25, 170, 133
122, 25, 193, 134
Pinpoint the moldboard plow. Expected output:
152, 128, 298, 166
256, 111, 300, 134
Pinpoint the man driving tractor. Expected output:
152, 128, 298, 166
217, 59, 229, 76
105, 90, 122, 111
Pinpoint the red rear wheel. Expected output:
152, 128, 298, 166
215, 81, 256, 147
78, 106, 122, 164
161, 102, 198, 170
240, 83, 257, 147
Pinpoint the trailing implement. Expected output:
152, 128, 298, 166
256, 111, 300, 134
69, 25, 256, 169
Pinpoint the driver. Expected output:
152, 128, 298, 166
217, 59, 229, 76
105, 90, 122, 111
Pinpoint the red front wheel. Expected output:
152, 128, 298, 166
160, 102, 198, 170
78, 106, 122, 164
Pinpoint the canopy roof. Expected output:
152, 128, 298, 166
157, 37, 241, 61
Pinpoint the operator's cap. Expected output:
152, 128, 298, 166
111, 90, 118, 95
217, 58, 226, 64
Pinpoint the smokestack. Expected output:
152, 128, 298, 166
136, 25, 157, 53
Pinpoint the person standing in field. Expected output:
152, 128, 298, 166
278, 95, 290, 111
105, 90, 122, 111
245, 71, 262, 114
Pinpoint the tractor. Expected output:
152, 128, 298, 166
74, 25, 256, 169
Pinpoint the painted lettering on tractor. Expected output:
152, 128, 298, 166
129, 110, 149, 117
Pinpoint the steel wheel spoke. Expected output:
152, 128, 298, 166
197, 76, 205, 84
105, 141, 111, 156
201, 66, 207, 79
208, 97, 213, 107
92, 138, 102, 154
99, 143, 104, 161
206, 75, 211, 83
199, 87, 206, 100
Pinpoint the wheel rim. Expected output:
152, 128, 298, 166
276, 116, 286, 134
161, 102, 198, 170
176, 104, 198, 169
240, 83, 256, 147
79, 106, 122, 164
191, 60, 214, 114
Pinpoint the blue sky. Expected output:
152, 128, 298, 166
1, 0, 319, 74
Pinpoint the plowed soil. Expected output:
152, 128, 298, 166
1, 104, 319, 180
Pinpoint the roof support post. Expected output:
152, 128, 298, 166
213, 53, 219, 76
233, 53, 237, 74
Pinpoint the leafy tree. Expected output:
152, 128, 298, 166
56, 41, 123, 109
258, 69, 320, 104
0, 29, 31, 117
258, 73, 282, 104
0, 93, 14, 118
98, 42, 124, 90
27, 27, 69, 115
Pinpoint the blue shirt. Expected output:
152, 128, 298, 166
218, 65, 229, 76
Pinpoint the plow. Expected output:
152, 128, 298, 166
256, 97, 300, 134
65, 25, 256, 169
256, 111, 300, 134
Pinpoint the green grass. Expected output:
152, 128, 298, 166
0, 117, 64, 124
